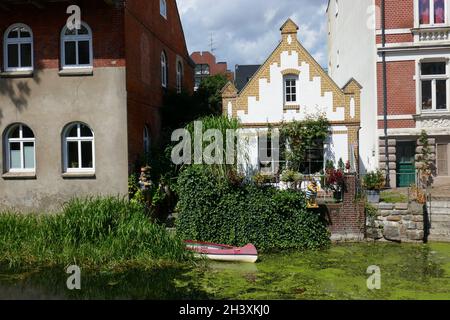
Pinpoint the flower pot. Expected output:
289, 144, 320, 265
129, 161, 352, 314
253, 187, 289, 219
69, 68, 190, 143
367, 190, 380, 203
333, 190, 343, 202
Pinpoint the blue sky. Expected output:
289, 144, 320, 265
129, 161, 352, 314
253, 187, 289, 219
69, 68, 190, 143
176, 0, 329, 70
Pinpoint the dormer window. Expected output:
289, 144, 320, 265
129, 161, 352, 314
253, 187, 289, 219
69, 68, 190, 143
160, 0, 167, 19
419, 0, 446, 25
284, 75, 298, 104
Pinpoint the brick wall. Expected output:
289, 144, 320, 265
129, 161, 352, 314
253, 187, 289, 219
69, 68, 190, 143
124, 0, 194, 167
377, 61, 417, 129
0, 1, 125, 70
376, 33, 414, 44
376, 0, 414, 29
324, 175, 366, 241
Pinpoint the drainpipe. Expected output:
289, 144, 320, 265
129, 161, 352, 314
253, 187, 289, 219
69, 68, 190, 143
381, 0, 391, 188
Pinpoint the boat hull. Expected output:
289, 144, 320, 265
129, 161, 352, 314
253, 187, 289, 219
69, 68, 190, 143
185, 241, 258, 263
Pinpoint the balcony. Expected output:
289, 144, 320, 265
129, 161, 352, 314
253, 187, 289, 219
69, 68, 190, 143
412, 26, 450, 43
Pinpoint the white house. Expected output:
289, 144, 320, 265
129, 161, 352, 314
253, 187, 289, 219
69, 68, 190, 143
222, 19, 362, 176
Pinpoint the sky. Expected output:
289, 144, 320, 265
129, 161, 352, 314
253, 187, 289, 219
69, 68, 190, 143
176, 0, 329, 70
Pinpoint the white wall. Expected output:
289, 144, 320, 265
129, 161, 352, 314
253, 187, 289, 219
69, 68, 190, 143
327, 0, 378, 173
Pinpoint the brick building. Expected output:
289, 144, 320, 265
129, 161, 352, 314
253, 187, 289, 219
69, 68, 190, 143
190, 51, 233, 90
328, 0, 450, 187
0, 0, 193, 211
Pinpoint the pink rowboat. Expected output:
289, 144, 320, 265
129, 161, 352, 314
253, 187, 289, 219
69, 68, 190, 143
184, 241, 258, 263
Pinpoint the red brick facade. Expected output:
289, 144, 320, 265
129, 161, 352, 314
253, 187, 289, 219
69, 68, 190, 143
375, 0, 414, 29
0, 0, 194, 171
190, 51, 229, 76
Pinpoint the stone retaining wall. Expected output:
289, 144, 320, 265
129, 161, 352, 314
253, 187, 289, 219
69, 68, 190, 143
367, 202, 425, 242
367, 200, 450, 243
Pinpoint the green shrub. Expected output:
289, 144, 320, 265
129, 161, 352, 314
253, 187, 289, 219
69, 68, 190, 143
175, 166, 330, 252
363, 170, 386, 190
0, 198, 189, 268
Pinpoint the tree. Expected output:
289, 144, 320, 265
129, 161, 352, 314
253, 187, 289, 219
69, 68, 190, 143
196, 74, 229, 116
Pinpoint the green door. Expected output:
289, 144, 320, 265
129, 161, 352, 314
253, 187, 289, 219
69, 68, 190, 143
396, 141, 416, 188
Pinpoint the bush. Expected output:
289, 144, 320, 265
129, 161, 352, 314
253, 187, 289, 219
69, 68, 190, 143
363, 170, 386, 190
0, 198, 189, 268
175, 166, 330, 252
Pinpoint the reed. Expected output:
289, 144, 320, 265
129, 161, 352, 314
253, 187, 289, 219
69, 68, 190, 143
0, 197, 190, 268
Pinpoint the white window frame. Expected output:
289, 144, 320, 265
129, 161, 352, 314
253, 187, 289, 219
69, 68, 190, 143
160, 0, 167, 19
284, 75, 298, 105
161, 51, 167, 88
63, 123, 95, 173
415, 0, 448, 27
419, 59, 449, 113
60, 22, 93, 69
176, 60, 183, 93
143, 125, 151, 154
3, 23, 34, 72
5, 124, 36, 173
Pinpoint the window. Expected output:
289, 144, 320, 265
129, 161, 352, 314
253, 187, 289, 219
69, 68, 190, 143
3, 24, 33, 71
284, 76, 298, 104
420, 61, 448, 111
161, 51, 167, 87
176, 61, 183, 93
61, 22, 93, 68
5, 124, 35, 172
258, 133, 278, 175
63, 123, 94, 172
143, 125, 151, 154
194, 64, 210, 89
419, 0, 446, 25
160, 0, 167, 19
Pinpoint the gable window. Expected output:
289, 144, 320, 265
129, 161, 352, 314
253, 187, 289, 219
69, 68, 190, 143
5, 124, 35, 172
63, 123, 95, 173
284, 76, 298, 104
61, 23, 93, 68
160, 0, 167, 19
3, 24, 33, 72
176, 61, 183, 93
161, 51, 167, 87
419, 0, 446, 25
420, 61, 448, 112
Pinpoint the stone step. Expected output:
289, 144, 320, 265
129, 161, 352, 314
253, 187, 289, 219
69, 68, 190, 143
428, 201, 450, 208
428, 215, 450, 223
427, 208, 450, 214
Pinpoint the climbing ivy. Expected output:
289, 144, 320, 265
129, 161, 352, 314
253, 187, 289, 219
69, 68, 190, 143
280, 114, 330, 172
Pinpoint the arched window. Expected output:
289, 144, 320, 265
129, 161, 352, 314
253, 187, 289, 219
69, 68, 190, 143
160, 0, 167, 18
143, 125, 151, 154
5, 124, 35, 172
61, 22, 93, 68
3, 24, 33, 71
161, 51, 167, 87
63, 123, 95, 172
176, 61, 183, 93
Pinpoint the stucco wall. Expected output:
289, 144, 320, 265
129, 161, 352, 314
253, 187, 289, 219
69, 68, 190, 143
327, 0, 378, 173
0, 68, 128, 212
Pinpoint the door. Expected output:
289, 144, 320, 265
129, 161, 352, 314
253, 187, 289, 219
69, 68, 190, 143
396, 141, 416, 187
437, 144, 449, 176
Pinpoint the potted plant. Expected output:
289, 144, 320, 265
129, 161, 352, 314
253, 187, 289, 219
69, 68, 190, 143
281, 169, 303, 189
325, 168, 345, 202
363, 170, 386, 203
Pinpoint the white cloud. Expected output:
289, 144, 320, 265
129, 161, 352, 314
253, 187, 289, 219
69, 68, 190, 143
176, 0, 328, 70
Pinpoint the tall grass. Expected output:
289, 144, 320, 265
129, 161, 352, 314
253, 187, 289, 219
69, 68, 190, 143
0, 197, 190, 269
184, 115, 245, 178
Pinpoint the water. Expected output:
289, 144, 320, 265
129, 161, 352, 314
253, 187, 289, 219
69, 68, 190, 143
0, 243, 449, 300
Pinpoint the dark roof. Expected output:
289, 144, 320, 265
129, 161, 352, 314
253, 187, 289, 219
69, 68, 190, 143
235, 64, 260, 92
